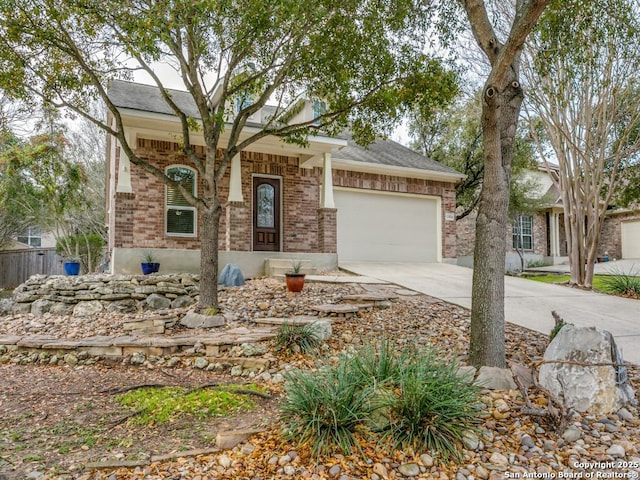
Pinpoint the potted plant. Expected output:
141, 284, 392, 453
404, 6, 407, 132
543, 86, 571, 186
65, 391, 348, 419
141, 251, 160, 275
63, 257, 81, 276
285, 261, 306, 293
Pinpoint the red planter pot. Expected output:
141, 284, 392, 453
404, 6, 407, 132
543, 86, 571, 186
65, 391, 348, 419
285, 274, 306, 293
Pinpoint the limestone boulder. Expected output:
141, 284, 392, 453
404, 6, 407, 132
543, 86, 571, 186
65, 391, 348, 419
475, 366, 517, 390
145, 294, 171, 310
31, 299, 53, 316
172, 295, 195, 309
539, 325, 636, 415
73, 300, 104, 317
180, 311, 225, 329
309, 320, 332, 341
0, 299, 14, 316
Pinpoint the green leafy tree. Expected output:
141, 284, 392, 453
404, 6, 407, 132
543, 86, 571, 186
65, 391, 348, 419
0, 0, 457, 308
524, 0, 640, 288
409, 91, 540, 221
0, 121, 105, 272
0, 131, 34, 248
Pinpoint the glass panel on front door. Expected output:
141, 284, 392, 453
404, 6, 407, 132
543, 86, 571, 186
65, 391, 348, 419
257, 184, 275, 228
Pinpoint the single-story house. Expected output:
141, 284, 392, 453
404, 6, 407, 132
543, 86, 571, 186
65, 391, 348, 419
105, 80, 465, 277
457, 166, 640, 270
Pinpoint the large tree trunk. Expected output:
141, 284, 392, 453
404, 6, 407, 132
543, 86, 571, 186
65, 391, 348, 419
462, 0, 548, 368
469, 79, 523, 368
199, 172, 222, 309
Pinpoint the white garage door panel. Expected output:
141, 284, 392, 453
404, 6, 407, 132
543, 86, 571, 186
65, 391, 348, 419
335, 189, 439, 262
621, 220, 640, 259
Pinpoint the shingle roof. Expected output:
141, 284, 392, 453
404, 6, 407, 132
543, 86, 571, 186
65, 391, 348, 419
335, 133, 463, 176
109, 79, 200, 117
109, 80, 463, 177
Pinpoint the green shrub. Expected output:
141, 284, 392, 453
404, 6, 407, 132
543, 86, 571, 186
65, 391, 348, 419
600, 267, 640, 296
280, 365, 372, 456
280, 342, 482, 462
273, 322, 323, 355
56, 233, 105, 273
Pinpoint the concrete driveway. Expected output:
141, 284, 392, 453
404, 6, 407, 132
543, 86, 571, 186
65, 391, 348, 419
340, 261, 640, 365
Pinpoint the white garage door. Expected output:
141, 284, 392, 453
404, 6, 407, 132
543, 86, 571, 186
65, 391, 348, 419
334, 188, 440, 262
621, 220, 640, 259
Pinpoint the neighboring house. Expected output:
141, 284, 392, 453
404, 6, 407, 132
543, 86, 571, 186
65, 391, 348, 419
457, 165, 640, 270
4, 226, 56, 251
105, 80, 465, 276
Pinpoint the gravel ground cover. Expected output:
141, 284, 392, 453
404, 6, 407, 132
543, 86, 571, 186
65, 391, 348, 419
0, 278, 638, 480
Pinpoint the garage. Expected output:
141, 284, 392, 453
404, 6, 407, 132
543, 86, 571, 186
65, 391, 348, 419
334, 188, 441, 262
621, 220, 640, 259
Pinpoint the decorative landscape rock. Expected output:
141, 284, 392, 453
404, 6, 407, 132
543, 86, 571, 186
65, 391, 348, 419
0, 299, 14, 315
539, 325, 637, 415
145, 294, 172, 310
309, 320, 332, 341
73, 300, 104, 317
10, 273, 201, 315
180, 311, 225, 329
219, 263, 245, 287
475, 366, 517, 390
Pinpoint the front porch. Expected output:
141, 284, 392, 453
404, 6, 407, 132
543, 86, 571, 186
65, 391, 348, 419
109, 248, 337, 278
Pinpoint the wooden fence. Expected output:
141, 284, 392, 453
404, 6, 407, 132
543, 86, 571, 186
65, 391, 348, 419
0, 248, 64, 289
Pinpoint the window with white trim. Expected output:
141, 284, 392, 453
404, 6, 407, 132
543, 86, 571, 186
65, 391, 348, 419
512, 214, 533, 250
312, 99, 326, 125
17, 226, 42, 247
166, 166, 197, 236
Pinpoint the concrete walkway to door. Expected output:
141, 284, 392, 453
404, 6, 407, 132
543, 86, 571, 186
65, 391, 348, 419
340, 261, 640, 365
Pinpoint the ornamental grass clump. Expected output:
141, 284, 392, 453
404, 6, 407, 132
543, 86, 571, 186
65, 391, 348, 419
379, 350, 482, 462
600, 267, 640, 297
280, 364, 372, 456
280, 341, 482, 463
273, 322, 323, 355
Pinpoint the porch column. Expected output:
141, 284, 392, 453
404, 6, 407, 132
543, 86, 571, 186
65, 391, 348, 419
228, 153, 244, 202
116, 132, 133, 194
549, 211, 561, 258
321, 152, 335, 208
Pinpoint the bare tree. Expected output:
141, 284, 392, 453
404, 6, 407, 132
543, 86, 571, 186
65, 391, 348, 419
524, 0, 640, 288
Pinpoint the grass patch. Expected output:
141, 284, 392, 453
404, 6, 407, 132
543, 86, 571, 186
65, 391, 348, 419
526, 274, 613, 292
117, 384, 262, 425
0, 289, 12, 299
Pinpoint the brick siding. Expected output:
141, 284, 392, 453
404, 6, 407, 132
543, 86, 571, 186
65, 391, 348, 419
599, 211, 640, 260
457, 210, 548, 257
110, 139, 457, 259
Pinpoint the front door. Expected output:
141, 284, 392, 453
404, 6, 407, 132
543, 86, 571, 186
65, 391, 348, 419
253, 177, 280, 251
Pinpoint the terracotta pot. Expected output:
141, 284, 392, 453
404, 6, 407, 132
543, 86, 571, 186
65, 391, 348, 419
285, 273, 306, 292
